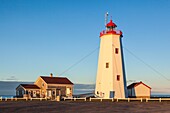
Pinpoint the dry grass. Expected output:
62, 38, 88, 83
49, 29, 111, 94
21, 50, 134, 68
1, 101, 170, 113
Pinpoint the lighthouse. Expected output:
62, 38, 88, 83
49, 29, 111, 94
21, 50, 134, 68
95, 17, 127, 99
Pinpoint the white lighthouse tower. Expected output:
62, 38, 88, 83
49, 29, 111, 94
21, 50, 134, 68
95, 17, 127, 99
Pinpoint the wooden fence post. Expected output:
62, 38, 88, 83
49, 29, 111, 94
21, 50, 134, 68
128, 98, 130, 102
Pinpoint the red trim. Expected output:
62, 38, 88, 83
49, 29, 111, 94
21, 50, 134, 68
127, 82, 151, 89
135, 82, 151, 89
100, 30, 122, 37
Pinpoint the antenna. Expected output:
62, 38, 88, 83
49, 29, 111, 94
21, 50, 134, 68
105, 12, 109, 27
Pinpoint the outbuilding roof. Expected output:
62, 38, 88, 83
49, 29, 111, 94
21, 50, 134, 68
40, 76, 74, 85
127, 81, 151, 89
20, 84, 40, 89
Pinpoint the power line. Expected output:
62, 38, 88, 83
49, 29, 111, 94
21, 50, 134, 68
59, 47, 99, 76
123, 46, 170, 81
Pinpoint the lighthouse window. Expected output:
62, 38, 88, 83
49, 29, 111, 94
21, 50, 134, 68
115, 48, 119, 54
117, 75, 120, 81
106, 63, 109, 68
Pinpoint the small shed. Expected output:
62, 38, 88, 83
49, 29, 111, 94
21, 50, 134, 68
127, 81, 151, 98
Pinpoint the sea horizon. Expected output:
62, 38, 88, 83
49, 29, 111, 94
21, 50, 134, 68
0, 81, 170, 98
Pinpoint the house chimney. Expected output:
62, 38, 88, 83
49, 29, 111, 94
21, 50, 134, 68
50, 73, 53, 77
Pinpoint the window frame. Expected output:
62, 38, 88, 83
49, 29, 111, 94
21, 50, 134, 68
115, 48, 119, 54
117, 75, 120, 81
106, 62, 109, 68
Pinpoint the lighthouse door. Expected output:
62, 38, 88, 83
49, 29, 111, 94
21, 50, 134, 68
110, 91, 115, 98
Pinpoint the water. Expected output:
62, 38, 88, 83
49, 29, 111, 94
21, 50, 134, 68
73, 84, 95, 95
0, 95, 14, 99
151, 94, 170, 98
0, 81, 33, 98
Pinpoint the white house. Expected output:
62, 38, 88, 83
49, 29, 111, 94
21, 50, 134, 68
127, 81, 151, 98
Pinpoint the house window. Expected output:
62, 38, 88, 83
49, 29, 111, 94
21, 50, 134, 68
22, 90, 25, 95
106, 62, 109, 68
37, 91, 40, 94
26, 90, 28, 94
115, 48, 119, 54
17, 91, 19, 96
66, 88, 71, 95
42, 83, 44, 87
47, 90, 52, 97
117, 75, 120, 81
33, 91, 36, 94
52, 91, 55, 95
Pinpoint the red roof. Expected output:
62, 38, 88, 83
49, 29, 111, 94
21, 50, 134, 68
106, 20, 117, 27
20, 84, 40, 89
127, 81, 151, 89
40, 76, 74, 85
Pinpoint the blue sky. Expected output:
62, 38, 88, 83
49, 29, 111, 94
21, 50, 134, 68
1, 0, 170, 93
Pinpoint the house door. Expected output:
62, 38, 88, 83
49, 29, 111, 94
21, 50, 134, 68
52, 89, 56, 100
56, 89, 61, 96
66, 88, 70, 96
33, 91, 36, 98
110, 91, 115, 98
47, 90, 52, 97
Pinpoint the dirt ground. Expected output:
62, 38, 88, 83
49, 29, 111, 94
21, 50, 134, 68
1, 101, 170, 113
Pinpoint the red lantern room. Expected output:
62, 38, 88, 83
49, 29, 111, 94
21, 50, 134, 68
100, 19, 122, 37
106, 20, 117, 29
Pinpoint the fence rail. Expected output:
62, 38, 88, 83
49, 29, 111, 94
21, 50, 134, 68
64, 97, 86, 101
0, 97, 48, 101
64, 97, 170, 102
1, 96, 170, 102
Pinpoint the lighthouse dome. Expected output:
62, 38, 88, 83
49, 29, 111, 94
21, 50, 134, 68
106, 20, 117, 28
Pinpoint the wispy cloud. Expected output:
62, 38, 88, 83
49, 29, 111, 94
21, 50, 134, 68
5, 76, 18, 81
